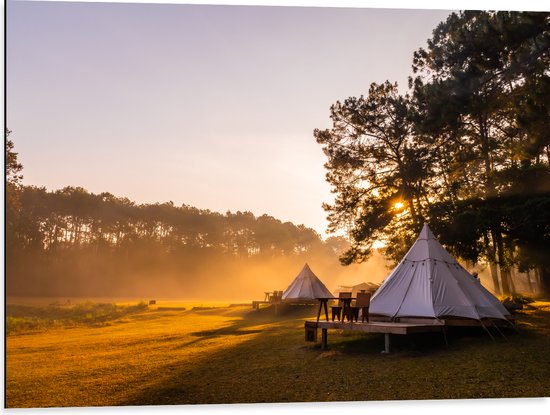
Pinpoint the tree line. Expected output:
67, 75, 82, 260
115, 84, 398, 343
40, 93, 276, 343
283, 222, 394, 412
5, 137, 352, 297
315, 11, 550, 296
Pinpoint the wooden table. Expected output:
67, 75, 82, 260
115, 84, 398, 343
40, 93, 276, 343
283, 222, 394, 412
315, 297, 337, 322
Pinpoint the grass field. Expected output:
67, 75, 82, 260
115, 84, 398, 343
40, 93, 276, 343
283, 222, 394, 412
5, 299, 550, 408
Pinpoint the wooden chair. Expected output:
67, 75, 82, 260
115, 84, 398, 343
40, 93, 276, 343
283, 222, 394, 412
351, 291, 372, 322
331, 292, 352, 321
271, 290, 283, 303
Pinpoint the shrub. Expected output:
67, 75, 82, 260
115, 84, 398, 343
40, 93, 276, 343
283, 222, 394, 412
501, 293, 535, 311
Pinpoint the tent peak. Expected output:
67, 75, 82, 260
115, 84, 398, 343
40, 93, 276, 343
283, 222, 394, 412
418, 223, 436, 240
282, 263, 333, 300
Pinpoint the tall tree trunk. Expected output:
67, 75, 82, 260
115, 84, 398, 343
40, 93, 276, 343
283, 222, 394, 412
479, 114, 495, 197
489, 263, 501, 295
539, 266, 550, 298
479, 115, 508, 295
535, 267, 542, 292
500, 268, 513, 295
493, 230, 511, 295
508, 267, 517, 293
483, 232, 501, 294
526, 269, 534, 293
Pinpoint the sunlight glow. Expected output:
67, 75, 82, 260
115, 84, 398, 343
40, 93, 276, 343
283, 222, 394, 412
372, 240, 386, 249
394, 202, 405, 210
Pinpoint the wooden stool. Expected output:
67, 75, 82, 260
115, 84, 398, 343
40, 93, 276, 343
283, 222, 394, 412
331, 306, 342, 321
342, 305, 356, 322
331, 292, 352, 322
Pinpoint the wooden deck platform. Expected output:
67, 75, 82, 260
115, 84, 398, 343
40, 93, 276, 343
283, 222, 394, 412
252, 300, 272, 310
252, 300, 318, 310
310, 320, 444, 334
305, 316, 514, 353
369, 315, 514, 327
304, 319, 446, 353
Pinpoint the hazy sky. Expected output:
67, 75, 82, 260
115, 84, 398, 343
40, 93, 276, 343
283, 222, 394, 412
7, 1, 452, 236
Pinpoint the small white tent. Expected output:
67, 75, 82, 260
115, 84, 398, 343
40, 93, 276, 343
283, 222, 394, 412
370, 224, 510, 321
336, 282, 379, 297
282, 263, 333, 301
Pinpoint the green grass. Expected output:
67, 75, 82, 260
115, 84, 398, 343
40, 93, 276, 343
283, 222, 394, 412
6, 301, 149, 334
6, 300, 550, 408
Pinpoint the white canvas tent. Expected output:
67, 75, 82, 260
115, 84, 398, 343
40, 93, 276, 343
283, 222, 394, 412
336, 282, 379, 297
282, 263, 333, 301
370, 224, 510, 321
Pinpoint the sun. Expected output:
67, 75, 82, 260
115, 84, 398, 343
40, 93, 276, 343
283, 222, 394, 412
394, 201, 405, 210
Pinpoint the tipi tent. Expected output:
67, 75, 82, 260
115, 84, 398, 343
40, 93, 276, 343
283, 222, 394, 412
370, 224, 510, 321
282, 263, 333, 301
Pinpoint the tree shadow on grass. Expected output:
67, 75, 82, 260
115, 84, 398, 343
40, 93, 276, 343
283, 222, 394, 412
323, 330, 453, 357
118, 322, 550, 406
118, 317, 312, 406
119, 316, 461, 406
115, 303, 550, 406
174, 324, 265, 349
191, 327, 264, 338
321, 332, 386, 355
174, 305, 317, 349
244, 304, 318, 320
514, 306, 550, 334
173, 309, 296, 349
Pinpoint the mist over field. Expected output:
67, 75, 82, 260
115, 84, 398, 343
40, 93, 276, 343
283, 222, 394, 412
8, 245, 390, 301
6, 186, 391, 301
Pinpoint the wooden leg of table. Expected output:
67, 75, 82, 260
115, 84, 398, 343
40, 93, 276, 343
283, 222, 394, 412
321, 328, 328, 350
323, 301, 329, 321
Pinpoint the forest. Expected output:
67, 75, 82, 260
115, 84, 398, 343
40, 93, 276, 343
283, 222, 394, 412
5, 162, 362, 298
315, 11, 550, 296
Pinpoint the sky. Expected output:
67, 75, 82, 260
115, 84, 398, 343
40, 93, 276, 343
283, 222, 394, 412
6, 1, 456, 236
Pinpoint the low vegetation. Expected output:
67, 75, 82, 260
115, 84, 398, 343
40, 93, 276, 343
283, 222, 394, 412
6, 301, 148, 334
6, 299, 550, 408
500, 293, 535, 312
